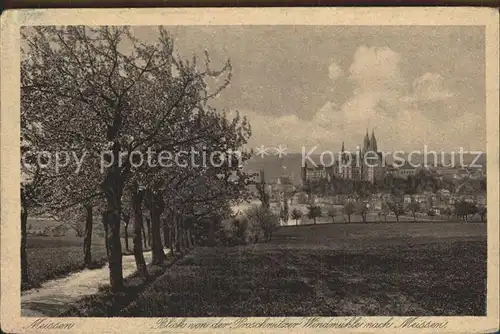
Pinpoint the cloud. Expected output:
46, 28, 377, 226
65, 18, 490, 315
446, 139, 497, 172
235, 45, 481, 152
348, 46, 404, 93
413, 72, 454, 101
401, 72, 454, 106
315, 101, 338, 128
328, 62, 343, 82
332, 46, 405, 132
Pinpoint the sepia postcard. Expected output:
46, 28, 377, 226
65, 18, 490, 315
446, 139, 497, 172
1, 7, 499, 333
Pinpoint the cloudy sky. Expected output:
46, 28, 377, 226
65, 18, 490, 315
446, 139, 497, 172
132, 26, 485, 153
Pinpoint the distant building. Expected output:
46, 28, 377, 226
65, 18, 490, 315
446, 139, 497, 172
372, 198, 382, 211
403, 195, 412, 204
335, 130, 385, 184
292, 191, 308, 204
437, 188, 451, 198
430, 207, 441, 215
394, 161, 418, 179
433, 166, 470, 180
301, 163, 328, 184
467, 167, 485, 179
273, 176, 295, 194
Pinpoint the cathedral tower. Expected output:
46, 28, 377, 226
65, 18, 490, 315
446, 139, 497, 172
370, 130, 378, 152
363, 129, 370, 153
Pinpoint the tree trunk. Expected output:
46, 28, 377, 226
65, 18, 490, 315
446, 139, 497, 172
21, 203, 29, 283
131, 184, 148, 278
175, 216, 183, 254
162, 218, 171, 249
169, 218, 176, 256
102, 211, 110, 258
83, 204, 93, 267
191, 227, 196, 246
141, 217, 147, 248
348, 215, 351, 223
187, 227, 193, 249
145, 217, 152, 248
102, 209, 123, 291
150, 197, 166, 265
180, 216, 186, 253
100, 150, 124, 292
207, 219, 215, 246
171, 216, 178, 255
123, 216, 129, 252
181, 222, 187, 254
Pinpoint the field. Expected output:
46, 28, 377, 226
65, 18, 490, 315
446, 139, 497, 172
24, 236, 134, 291
119, 222, 486, 317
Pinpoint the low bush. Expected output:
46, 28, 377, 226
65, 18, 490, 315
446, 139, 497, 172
216, 205, 280, 246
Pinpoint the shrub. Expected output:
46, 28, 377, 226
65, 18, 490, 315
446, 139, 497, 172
201, 205, 280, 246
246, 205, 280, 242
217, 215, 262, 246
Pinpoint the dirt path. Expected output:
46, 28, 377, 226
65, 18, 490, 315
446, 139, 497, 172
21, 250, 168, 316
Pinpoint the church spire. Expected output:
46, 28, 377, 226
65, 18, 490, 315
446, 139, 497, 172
363, 129, 370, 152
371, 129, 378, 152
341, 141, 345, 152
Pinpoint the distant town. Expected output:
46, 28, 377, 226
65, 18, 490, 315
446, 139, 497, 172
244, 131, 487, 225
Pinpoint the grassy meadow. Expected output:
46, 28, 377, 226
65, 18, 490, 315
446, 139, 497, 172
24, 235, 135, 291
119, 222, 486, 317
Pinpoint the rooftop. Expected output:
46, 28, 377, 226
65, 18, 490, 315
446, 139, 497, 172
394, 161, 418, 170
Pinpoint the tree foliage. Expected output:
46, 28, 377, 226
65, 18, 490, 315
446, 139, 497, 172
21, 26, 253, 289
343, 202, 355, 224
307, 205, 322, 224
406, 198, 420, 222
387, 198, 406, 223
326, 206, 337, 223
291, 208, 302, 225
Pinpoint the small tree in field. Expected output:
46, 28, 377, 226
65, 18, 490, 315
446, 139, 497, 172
381, 201, 390, 223
343, 202, 355, 224
291, 208, 302, 226
468, 203, 478, 221
407, 199, 420, 222
326, 206, 337, 223
387, 199, 405, 223
477, 205, 487, 222
307, 205, 322, 224
279, 197, 289, 224
356, 201, 368, 223
454, 200, 477, 222
442, 206, 453, 221
427, 209, 436, 221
